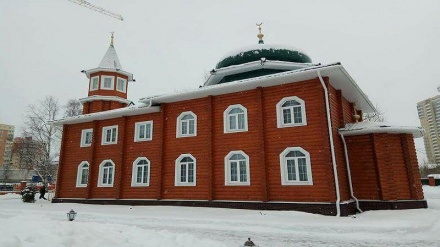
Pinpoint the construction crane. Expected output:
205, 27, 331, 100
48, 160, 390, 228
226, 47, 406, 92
68, 0, 124, 21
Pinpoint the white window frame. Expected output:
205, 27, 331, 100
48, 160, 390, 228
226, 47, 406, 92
116, 77, 127, 93
223, 104, 248, 133
90, 76, 99, 91
100, 75, 114, 90
101, 125, 118, 145
175, 154, 196, 186
134, 121, 153, 142
276, 96, 307, 128
97, 159, 115, 187
76, 161, 90, 187
80, 128, 93, 147
176, 111, 197, 138
131, 157, 150, 187
279, 147, 313, 185
224, 150, 250, 186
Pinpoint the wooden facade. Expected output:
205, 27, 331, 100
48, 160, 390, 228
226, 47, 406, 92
53, 42, 427, 216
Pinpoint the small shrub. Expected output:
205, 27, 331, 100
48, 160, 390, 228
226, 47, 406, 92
21, 185, 36, 203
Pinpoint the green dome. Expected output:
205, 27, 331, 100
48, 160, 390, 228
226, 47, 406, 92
216, 44, 312, 69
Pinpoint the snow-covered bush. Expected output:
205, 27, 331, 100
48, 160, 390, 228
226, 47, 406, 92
21, 185, 36, 203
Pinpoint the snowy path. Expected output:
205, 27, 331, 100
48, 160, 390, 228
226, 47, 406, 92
0, 186, 439, 247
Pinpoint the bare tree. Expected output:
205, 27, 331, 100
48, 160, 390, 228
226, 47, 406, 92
15, 96, 62, 184
363, 104, 386, 122
0, 163, 12, 184
64, 99, 82, 117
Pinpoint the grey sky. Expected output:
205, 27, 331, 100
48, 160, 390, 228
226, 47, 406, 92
1, 0, 439, 161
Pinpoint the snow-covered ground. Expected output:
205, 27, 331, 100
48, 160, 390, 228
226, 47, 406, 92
0, 187, 439, 247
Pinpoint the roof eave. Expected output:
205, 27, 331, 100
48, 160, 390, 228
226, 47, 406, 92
52, 106, 160, 126
84, 68, 134, 81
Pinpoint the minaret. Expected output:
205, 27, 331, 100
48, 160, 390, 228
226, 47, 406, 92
80, 33, 134, 114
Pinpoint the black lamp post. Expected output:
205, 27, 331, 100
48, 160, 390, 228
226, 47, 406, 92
66, 209, 77, 221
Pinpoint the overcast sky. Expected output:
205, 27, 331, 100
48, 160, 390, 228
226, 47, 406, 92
1, 0, 439, 161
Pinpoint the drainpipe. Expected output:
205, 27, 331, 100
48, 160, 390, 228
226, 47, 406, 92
317, 70, 341, 217
339, 132, 363, 213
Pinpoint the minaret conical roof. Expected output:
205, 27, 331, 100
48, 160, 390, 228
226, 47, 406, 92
98, 44, 123, 70
83, 33, 133, 81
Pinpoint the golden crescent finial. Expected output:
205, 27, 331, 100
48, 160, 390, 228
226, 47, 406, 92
256, 23, 264, 44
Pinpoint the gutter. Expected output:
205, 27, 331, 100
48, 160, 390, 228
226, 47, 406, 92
339, 132, 363, 213
317, 70, 341, 217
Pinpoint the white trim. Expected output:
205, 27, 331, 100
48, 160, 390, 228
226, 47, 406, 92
76, 161, 90, 187
223, 104, 248, 133
318, 71, 340, 217
175, 154, 197, 186
79, 95, 131, 105
80, 129, 93, 147
84, 68, 134, 81
52, 105, 160, 126
101, 125, 118, 145
276, 96, 307, 128
176, 111, 197, 138
279, 147, 313, 185
134, 121, 153, 142
338, 122, 424, 138
97, 159, 115, 187
116, 77, 127, 93
131, 157, 151, 187
100, 75, 114, 90
89, 76, 99, 91
224, 150, 250, 186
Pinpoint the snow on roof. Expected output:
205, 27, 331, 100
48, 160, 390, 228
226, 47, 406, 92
218, 43, 311, 61
83, 44, 134, 81
52, 104, 160, 125
339, 121, 424, 138
428, 174, 440, 178
141, 62, 376, 113
205, 60, 317, 86
99, 45, 122, 70
79, 95, 131, 105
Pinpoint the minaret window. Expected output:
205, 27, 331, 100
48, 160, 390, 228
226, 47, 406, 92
90, 76, 99, 91
116, 78, 127, 93
101, 76, 115, 90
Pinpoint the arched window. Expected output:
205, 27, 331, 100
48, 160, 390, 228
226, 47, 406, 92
279, 147, 313, 185
224, 104, 248, 133
224, 151, 250, 186
76, 161, 89, 187
276, 96, 307, 128
175, 154, 196, 186
98, 160, 115, 187
176, 111, 197, 137
131, 157, 150, 186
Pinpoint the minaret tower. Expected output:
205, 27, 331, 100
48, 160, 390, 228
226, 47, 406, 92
80, 33, 134, 114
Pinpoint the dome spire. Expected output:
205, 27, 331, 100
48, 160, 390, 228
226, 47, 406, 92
110, 31, 115, 47
256, 22, 264, 44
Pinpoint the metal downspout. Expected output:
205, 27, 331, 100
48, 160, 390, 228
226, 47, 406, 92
317, 70, 341, 217
339, 132, 363, 213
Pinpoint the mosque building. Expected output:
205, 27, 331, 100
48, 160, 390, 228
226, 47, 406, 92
53, 28, 426, 216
